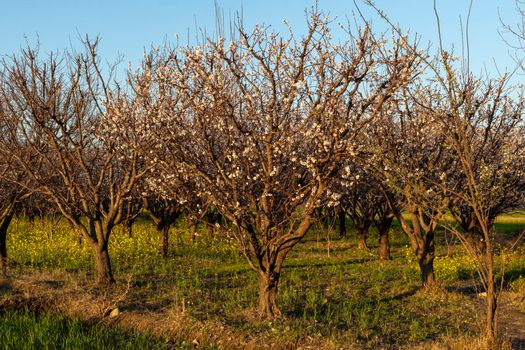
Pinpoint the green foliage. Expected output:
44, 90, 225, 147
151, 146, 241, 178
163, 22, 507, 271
0, 310, 176, 350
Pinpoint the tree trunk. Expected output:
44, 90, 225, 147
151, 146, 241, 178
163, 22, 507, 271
356, 228, 369, 250
418, 247, 436, 287
124, 222, 133, 238
401, 211, 437, 288
0, 213, 14, 269
245, 215, 313, 319
94, 244, 115, 285
87, 219, 115, 285
486, 280, 498, 348
417, 229, 436, 287
377, 215, 393, 260
378, 230, 391, 260
160, 225, 169, 258
484, 234, 498, 349
258, 269, 281, 318
338, 210, 347, 238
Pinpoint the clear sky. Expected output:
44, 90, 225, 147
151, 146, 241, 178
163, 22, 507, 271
0, 1, 522, 78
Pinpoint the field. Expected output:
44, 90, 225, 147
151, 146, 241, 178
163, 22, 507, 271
0, 310, 175, 350
1, 215, 524, 349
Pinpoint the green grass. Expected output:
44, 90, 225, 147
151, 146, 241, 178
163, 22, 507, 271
0, 310, 180, 350
3, 214, 525, 348
494, 212, 525, 238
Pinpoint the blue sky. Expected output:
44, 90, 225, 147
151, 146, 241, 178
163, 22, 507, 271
0, 1, 522, 77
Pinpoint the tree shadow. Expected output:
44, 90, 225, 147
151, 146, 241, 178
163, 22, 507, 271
0, 282, 11, 295
446, 279, 484, 296
380, 288, 419, 302
284, 258, 372, 270
39, 280, 64, 289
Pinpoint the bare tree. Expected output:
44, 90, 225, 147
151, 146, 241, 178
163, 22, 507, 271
423, 68, 525, 347
500, 0, 525, 71
0, 167, 26, 269
0, 39, 151, 285
0, 75, 36, 270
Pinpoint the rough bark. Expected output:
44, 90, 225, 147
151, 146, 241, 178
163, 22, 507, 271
378, 230, 391, 260
258, 268, 282, 318
418, 253, 435, 287
0, 212, 14, 269
398, 209, 438, 288
377, 215, 393, 260
85, 219, 115, 285
356, 221, 372, 250
94, 243, 115, 285
417, 231, 436, 287
357, 230, 368, 250
248, 216, 313, 319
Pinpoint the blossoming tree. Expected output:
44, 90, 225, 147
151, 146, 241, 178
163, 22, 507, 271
147, 11, 420, 317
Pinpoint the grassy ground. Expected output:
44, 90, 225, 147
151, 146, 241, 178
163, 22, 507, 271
1, 215, 524, 349
495, 212, 525, 239
0, 310, 178, 350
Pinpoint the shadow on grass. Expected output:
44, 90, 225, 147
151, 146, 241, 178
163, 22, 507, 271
446, 279, 484, 295
381, 288, 419, 302
284, 258, 372, 269
0, 282, 11, 296
280, 286, 428, 348
39, 280, 64, 289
